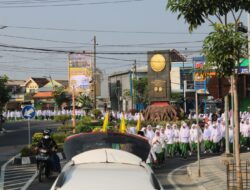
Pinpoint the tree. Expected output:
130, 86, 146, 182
167, 1, 250, 188
76, 94, 93, 114
53, 86, 70, 109
0, 75, 11, 131
133, 77, 149, 106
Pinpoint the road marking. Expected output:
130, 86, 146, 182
0, 154, 20, 190
167, 166, 183, 190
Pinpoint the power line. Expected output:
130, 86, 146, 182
5, 25, 209, 35
0, 0, 146, 8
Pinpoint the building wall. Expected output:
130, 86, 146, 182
171, 67, 181, 92
26, 81, 39, 93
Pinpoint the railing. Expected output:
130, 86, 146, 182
226, 160, 250, 190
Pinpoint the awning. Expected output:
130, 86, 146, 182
33, 92, 53, 99
240, 58, 249, 67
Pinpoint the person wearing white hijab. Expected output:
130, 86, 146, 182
172, 124, 180, 156
203, 123, 212, 154
164, 124, 175, 158
210, 122, 222, 153
152, 130, 164, 164
179, 123, 190, 159
145, 125, 155, 144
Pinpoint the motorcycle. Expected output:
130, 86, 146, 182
36, 148, 51, 182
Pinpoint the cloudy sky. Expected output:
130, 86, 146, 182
0, 0, 247, 80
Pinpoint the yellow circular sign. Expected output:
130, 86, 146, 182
150, 54, 166, 72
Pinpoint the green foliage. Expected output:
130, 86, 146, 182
133, 77, 149, 105
53, 86, 70, 109
92, 109, 102, 119
57, 124, 74, 134
0, 75, 11, 114
203, 23, 247, 77
21, 146, 37, 157
76, 125, 93, 133
80, 115, 93, 124
51, 133, 67, 144
240, 98, 250, 112
54, 115, 71, 125
32, 132, 43, 145
76, 94, 93, 112
166, 0, 250, 31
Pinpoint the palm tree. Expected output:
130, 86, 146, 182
76, 94, 93, 114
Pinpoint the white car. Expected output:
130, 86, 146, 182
51, 132, 163, 190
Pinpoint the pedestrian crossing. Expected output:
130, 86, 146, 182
3, 164, 37, 190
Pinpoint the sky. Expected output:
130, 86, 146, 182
0, 0, 248, 80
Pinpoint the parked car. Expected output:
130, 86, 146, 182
50, 132, 163, 190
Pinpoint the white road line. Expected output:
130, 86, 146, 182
4, 181, 26, 187
5, 174, 36, 180
4, 178, 31, 184
20, 171, 38, 190
167, 166, 183, 190
0, 153, 20, 190
4, 187, 21, 190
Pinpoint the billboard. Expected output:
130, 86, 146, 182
68, 53, 92, 93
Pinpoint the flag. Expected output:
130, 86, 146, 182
119, 112, 126, 133
102, 111, 109, 132
136, 113, 141, 133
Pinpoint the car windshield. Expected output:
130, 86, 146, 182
64, 132, 150, 162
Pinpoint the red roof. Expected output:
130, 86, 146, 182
33, 92, 53, 99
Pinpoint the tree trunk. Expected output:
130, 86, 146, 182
232, 74, 242, 190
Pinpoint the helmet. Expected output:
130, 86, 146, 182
43, 129, 51, 139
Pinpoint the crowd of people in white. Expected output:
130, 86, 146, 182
2, 109, 250, 163
125, 111, 250, 163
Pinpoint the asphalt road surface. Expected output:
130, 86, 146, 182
0, 120, 61, 168
28, 156, 202, 190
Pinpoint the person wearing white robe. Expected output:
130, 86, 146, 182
210, 123, 222, 153
179, 123, 190, 159
241, 119, 250, 150
152, 130, 164, 164
164, 124, 175, 157
172, 124, 180, 155
229, 126, 234, 153
203, 123, 212, 153
145, 125, 155, 144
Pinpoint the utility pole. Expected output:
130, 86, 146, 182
72, 85, 76, 133
183, 80, 187, 113
93, 36, 97, 110
224, 95, 230, 155
195, 91, 201, 177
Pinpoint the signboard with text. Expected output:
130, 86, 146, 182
68, 53, 92, 93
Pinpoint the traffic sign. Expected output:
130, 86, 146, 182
207, 77, 231, 99
22, 105, 36, 119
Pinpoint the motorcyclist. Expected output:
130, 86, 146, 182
37, 129, 61, 174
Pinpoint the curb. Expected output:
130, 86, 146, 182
186, 165, 207, 190
12, 152, 66, 165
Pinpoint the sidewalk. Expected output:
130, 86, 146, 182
187, 152, 250, 190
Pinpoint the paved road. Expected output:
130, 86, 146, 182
0, 120, 61, 186
4, 164, 37, 190
28, 156, 202, 190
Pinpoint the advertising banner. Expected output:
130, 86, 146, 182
68, 53, 92, 93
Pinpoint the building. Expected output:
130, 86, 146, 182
108, 64, 195, 112
6, 80, 26, 110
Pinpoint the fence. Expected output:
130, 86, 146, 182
227, 160, 250, 190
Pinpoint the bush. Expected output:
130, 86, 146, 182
57, 124, 74, 134
54, 115, 71, 125
92, 109, 102, 119
51, 133, 67, 144
80, 115, 93, 124
32, 132, 43, 145
21, 146, 37, 157
76, 125, 93, 133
